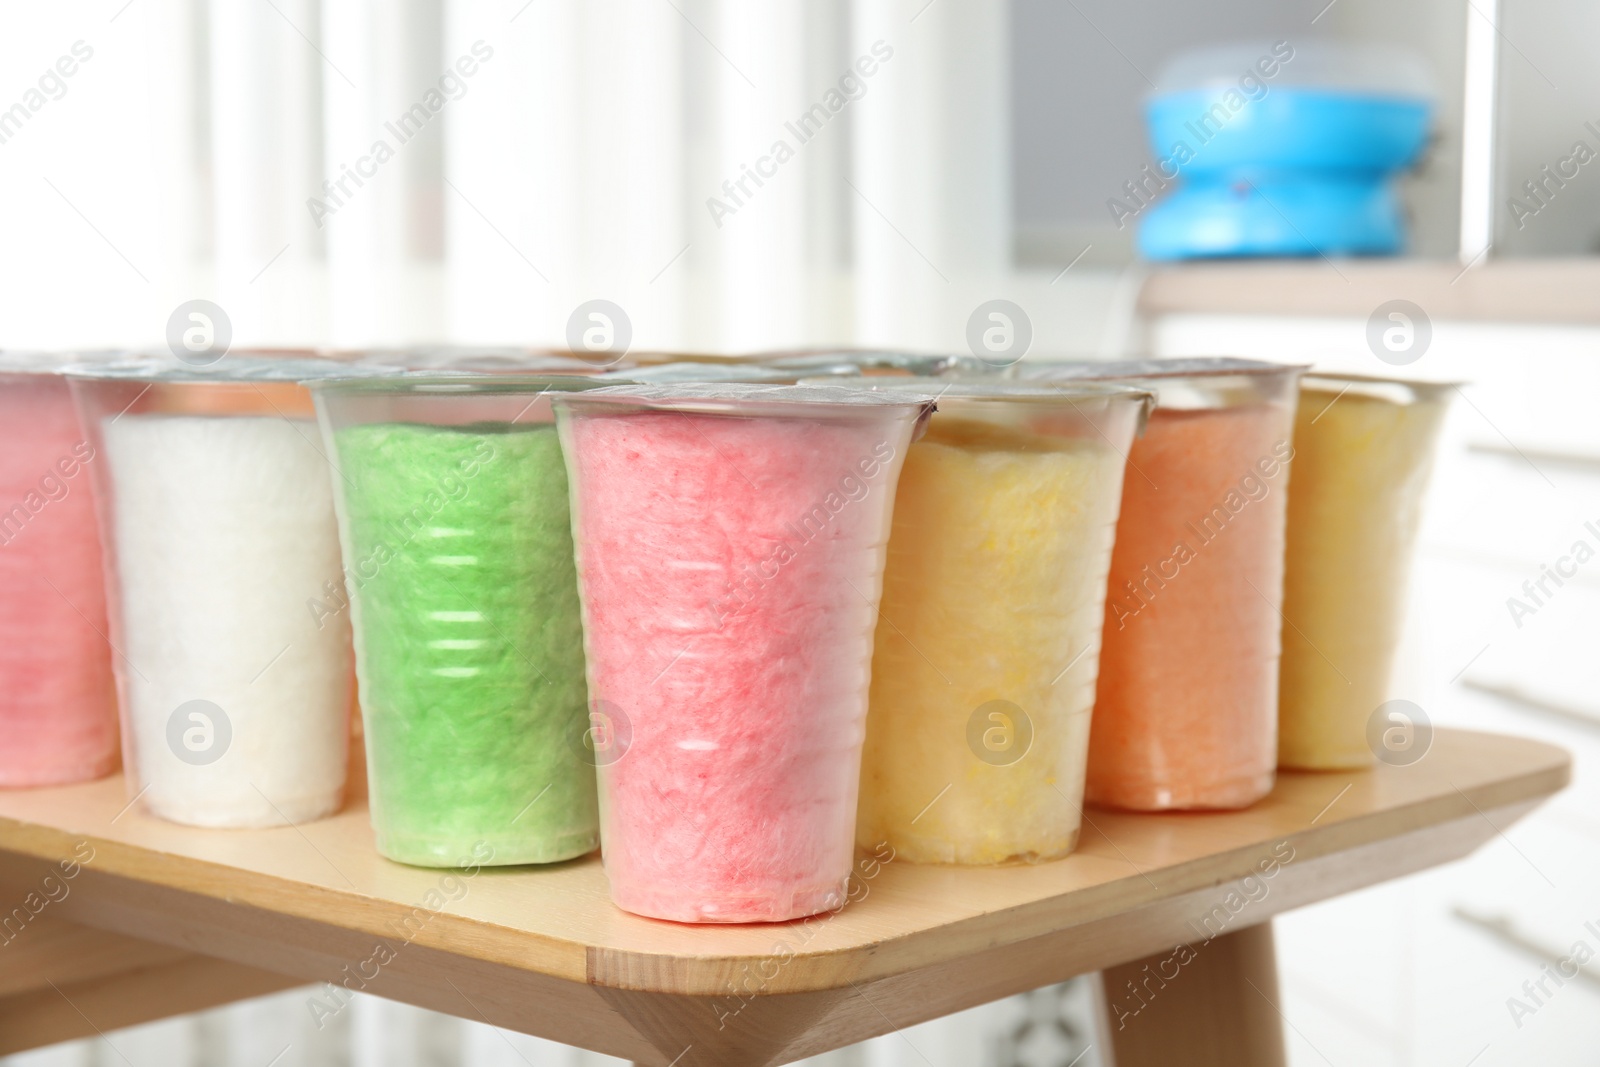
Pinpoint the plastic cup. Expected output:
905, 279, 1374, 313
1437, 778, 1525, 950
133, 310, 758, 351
553, 384, 933, 922
1019, 359, 1304, 811
0, 356, 118, 787
820, 380, 1152, 864
68, 358, 364, 827
312, 377, 606, 867
1278, 374, 1453, 769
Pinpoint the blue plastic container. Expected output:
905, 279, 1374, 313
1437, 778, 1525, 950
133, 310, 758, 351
1136, 44, 1433, 260
1138, 166, 1413, 260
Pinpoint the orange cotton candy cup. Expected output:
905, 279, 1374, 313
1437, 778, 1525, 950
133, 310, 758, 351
1077, 364, 1302, 810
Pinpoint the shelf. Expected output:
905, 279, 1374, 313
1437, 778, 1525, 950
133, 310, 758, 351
1137, 257, 1600, 324
0, 728, 1569, 1066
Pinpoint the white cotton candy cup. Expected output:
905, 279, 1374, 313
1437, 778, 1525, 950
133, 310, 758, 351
69, 359, 372, 829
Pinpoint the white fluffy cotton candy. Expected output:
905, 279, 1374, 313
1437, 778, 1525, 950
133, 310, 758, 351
103, 415, 351, 827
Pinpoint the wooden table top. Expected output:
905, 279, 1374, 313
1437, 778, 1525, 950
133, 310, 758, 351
0, 727, 1568, 1003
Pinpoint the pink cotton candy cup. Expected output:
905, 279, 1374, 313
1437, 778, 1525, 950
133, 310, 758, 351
0, 366, 117, 787
554, 384, 933, 923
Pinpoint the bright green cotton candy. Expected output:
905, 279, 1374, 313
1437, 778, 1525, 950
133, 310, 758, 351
335, 422, 596, 866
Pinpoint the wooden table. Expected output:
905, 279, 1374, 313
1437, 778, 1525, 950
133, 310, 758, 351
0, 728, 1567, 1067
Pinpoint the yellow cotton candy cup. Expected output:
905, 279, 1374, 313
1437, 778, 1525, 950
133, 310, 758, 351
857, 415, 1132, 865
1278, 377, 1451, 770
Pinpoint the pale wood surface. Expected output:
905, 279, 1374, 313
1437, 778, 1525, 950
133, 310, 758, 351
0, 728, 1569, 1066
1101, 922, 1287, 1067
1138, 257, 1600, 323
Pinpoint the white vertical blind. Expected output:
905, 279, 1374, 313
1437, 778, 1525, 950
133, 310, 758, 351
444, 0, 582, 346
1457, 0, 1500, 263
851, 0, 1009, 350
319, 0, 449, 346
0, 0, 1010, 355
208, 0, 326, 339
702, 0, 811, 350
136, 0, 209, 299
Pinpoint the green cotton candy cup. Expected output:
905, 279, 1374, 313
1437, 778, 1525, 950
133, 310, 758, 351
327, 406, 597, 867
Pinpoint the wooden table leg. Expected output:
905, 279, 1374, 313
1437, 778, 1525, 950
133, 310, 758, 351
1098, 919, 1287, 1067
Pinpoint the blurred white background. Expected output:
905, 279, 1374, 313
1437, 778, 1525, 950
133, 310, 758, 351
3, 0, 1600, 1064
5, 0, 1569, 354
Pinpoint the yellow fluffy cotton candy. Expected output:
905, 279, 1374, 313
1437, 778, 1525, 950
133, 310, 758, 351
1278, 383, 1450, 769
857, 418, 1126, 864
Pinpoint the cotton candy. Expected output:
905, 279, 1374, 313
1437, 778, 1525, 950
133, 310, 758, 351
1278, 383, 1449, 768
104, 415, 350, 827
561, 395, 919, 922
334, 422, 597, 866
1087, 401, 1296, 810
0, 375, 116, 786
857, 417, 1128, 863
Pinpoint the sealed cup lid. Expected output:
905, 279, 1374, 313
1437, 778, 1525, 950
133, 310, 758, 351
623, 350, 746, 367
598, 361, 860, 384
0, 349, 129, 375
809, 377, 1152, 403
1301, 372, 1461, 405
803, 377, 1156, 442
760, 350, 991, 377
63, 355, 401, 383
309, 374, 624, 396
1016, 357, 1304, 411
1017, 357, 1298, 381
552, 382, 938, 423
309, 374, 629, 430
348, 346, 600, 374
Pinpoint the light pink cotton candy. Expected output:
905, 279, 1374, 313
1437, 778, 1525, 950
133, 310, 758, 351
0, 375, 117, 786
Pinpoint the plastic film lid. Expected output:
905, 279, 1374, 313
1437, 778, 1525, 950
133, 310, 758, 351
623, 350, 747, 366
760, 350, 988, 377
0, 349, 133, 375
551, 382, 938, 424
611, 349, 989, 376
597, 361, 860, 384
356, 346, 602, 373
802, 376, 1154, 408
1016, 357, 1304, 411
1017, 357, 1296, 380
63, 355, 403, 383
801, 377, 1156, 438
1155, 42, 1433, 100
308, 374, 626, 396
1300, 372, 1461, 405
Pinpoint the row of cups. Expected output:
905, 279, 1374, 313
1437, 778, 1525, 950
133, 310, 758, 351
0, 348, 1451, 923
